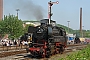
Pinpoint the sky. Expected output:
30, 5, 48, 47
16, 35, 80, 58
3, 0, 90, 30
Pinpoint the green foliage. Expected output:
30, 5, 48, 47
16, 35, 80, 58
84, 32, 90, 38
56, 24, 75, 34
56, 24, 90, 38
0, 15, 24, 39
59, 45, 90, 60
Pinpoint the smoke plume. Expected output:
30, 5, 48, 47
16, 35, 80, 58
15, 0, 44, 20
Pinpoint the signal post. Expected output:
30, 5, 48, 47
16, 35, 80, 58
48, 1, 59, 24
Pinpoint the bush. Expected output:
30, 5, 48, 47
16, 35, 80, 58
59, 44, 90, 60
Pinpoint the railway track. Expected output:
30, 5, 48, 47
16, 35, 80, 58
67, 44, 86, 47
0, 44, 87, 60
0, 50, 27, 58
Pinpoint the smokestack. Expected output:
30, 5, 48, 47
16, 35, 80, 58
80, 7, 82, 36
0, 0, 3, 20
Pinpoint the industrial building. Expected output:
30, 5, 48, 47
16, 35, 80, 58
0, 0, 3, 20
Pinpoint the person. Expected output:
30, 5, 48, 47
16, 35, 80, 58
9, 41, 11, 46
6, 42, 9, 46
5, 42, 7, 46
14, 40, 17, 45
19, 40, 22, 46
28, 40, 33, 47
24, 41, 28, 45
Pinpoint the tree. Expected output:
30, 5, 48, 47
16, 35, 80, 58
0, 15, 24, 40
0, 20, 5, 38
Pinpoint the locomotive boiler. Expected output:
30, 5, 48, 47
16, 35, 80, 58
27, 19, 67, 58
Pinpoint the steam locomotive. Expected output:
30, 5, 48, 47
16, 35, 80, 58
26, 19, 67, 58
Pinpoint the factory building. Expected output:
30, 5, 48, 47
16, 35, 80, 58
0, 0, 3, 20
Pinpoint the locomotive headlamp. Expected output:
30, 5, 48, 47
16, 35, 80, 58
38, 27, 40, 28
39, 30, 40, 31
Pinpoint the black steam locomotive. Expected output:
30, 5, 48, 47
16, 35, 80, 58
25, 19, 67, 58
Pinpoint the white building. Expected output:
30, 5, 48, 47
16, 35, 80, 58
23, 21, 40, 27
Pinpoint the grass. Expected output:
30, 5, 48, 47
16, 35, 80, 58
59, 44, 90, 60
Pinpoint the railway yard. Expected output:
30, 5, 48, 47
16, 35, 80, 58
0, 0, 90, 60
0, 44, 88, 60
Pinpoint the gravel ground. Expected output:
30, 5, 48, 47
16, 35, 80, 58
0, 53, 28, 60
0, 51, 73, 60
0, 55, 17, 60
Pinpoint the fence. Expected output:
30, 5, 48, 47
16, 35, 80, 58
0, 44, 28, 51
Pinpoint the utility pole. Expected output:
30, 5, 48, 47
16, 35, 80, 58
80, 7, 82, 37
82, 26, 84, 38
67, 21, 70, 42
16, 9, 20, 19
48, 1, 59, 24
67, 21, 70, 33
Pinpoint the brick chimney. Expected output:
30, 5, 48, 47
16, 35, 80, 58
0, 0, 3, 20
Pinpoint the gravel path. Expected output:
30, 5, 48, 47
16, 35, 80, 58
0, 51, 73, 60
